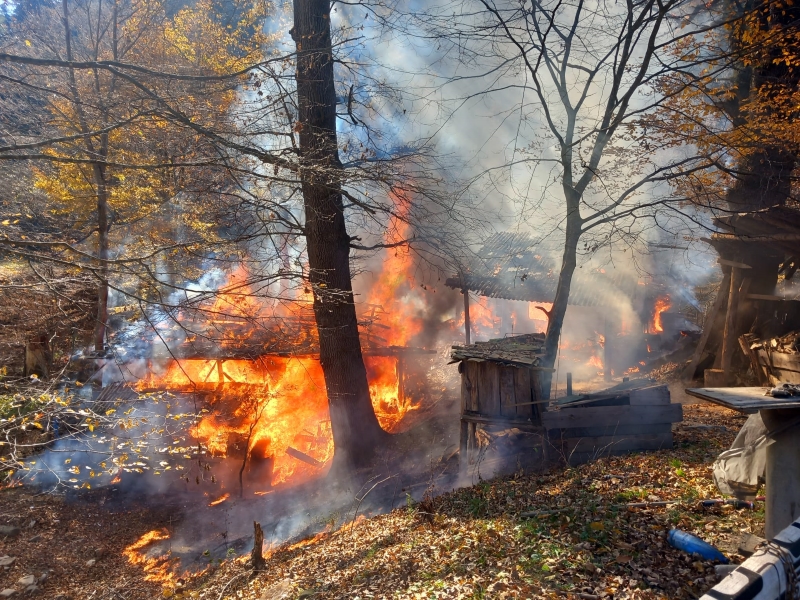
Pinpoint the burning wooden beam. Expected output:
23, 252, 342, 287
285, 447, 324, 468
174, 346, 436, 361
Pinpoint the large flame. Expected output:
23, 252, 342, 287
358, 190, 429, 431
650, 295, 671, 333
151, 356, 333, 486
136, 211, 433, 487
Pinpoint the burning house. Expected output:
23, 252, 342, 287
445, 233, 677, 384
111, 268, 440, 491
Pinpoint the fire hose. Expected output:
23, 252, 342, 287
700, 518, 800, 600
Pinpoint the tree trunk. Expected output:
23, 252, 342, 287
94, 181, 109, 354
251, 521, 265, 570
541, 193, 582, 398
291, 0, 385, 469
62, 0, 110, 356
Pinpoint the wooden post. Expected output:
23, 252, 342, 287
463, 288, 471, 345
683, 271, 731, 380
761, 410, 800, 539
603, 317, 612, 382
721, 267, 745, 383
251, 521, 265, 570
566, 372, 573, 396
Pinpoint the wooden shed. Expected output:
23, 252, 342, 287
451, 334, 684, 473
451, 333, 552, 470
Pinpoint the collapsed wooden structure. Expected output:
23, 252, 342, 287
684, 204, 800, 385
444, 232, 663, 381
451, 334, 683, 471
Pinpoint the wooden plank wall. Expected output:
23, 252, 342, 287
459, 372, 681, 470
459, 360, 545, 467
754, 348, 800, 385
543, 385, 681, 466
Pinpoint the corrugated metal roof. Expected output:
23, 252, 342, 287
445, 233, 647, 308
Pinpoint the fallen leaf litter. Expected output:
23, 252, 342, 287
0, 403, 759, 599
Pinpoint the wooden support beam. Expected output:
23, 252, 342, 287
463, 288, 471, 345
285, 447, 324, 468
747, 293, 799, 302
541, 403, 683, 429
683, 271, 731, 380
721, 268, 744, 383
396, 357, 405, 406
718, 258, 752, 269
604, 318, 612, 382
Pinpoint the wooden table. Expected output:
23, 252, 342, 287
686, 386, 800, 539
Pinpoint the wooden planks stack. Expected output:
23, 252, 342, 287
543, 385, 682, 466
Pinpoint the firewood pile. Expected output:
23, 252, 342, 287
749, 330, 800, 353
740, 330, 800, 385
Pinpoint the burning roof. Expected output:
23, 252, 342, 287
450, 332, 546, 368
444, 233, 649, 308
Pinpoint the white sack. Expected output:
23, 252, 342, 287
712, 413, 770, 500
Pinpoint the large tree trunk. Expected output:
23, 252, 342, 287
291, 0, 386, 468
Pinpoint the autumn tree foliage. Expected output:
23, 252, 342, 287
642, 0, 800, 213
1, 0, 463, 466
0, 0, 271, 354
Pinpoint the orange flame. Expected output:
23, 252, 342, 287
358, 189, 430, 430
137, 240, 427, 487
208, 493, 230, 506
134, 193, 442, 488
650, 296, 671, 333
123, 529, 174, 583
528, 302, 553, 321
456, 295, 498, 336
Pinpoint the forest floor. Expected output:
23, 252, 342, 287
0, 402, 756, 600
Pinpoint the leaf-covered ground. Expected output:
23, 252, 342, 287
0, 403, 758, 599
